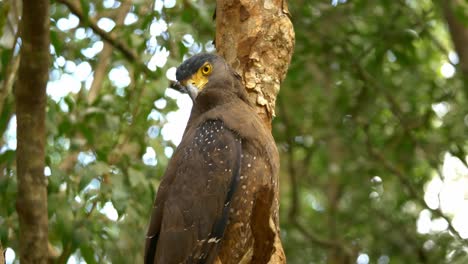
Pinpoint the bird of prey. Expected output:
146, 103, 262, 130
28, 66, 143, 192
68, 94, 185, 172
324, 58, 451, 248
145, 53, 282, 264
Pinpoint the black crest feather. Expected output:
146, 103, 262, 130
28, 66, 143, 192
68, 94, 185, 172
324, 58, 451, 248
176, 53, 219, 81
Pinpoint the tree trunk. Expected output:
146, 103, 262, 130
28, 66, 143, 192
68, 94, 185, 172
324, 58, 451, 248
215, 0, 295, 128
15, 0, 49, 263
439, 0, 468, 98
215, 1, 295, 263
0, 242, 4, 264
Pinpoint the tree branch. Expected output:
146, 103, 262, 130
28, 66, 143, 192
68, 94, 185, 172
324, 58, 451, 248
56, 0, 157, 79
0, 16, 20, 116
439, 0, 468, 76
278, 97, 356, 262
364, 127, 468, 244
87, 0, 132, 103
438, 0, 468, 99
0, 241, 4, 264
290, 218, 356, 261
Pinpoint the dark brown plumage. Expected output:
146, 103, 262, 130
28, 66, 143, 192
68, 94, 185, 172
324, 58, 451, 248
145, 53, 281, 264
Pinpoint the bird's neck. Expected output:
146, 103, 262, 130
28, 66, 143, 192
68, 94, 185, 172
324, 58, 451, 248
191, 89, 234, 115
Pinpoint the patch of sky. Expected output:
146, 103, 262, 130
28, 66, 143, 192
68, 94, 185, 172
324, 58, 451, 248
97, 17, 116, 32
109, 65, 131, 89
378, 256, 390, 264
189, 42, 203, 54
1, 115, 16, 153
75, 61, 92, 81
83, 178, 101, 193
74, 28, 88, 40
74, 195, 82, 204
154, 98, 167, 109
64, 60, 76, 73
305, 193, 324, 211
166, 67, 177, 81
160, 92, 192, 145
371, 176, 382, 184
14, 38, 21, 55
77, 151, 96, 166
357, 254, 369, 264
419, 152, 468, 238
154, 0, 164, 12
148, 109, 164, 121
57, 137, 71, 150
5, 247, 15, 264
143, 147, 158, 166
164, 146, 174, 158
440, 61, 455, 78
147, 125, 160, 139
49, 69, 61, 81
103, 0, 120, 9
205, 40, 216, 52
150, 18, 168, 37
154, 0, 177, 12
431, 102, 450, 119
164, 0, 176, 8
100, 201, 119, 221
148, 46, 170, 70
89, 2, 97, 16
82, 41, 104, 58
85, 76, 94, 90
124, 13, 138, 25
147, 37, 158, 52
55, 56, 66, 67
182, 34, 195, 47
448, 51, 459, 65
56, 14, 80, 31
47, 74, 81, 102
386, 50, 396, 62
331, 0, 347, 6
44, 166, 51, 177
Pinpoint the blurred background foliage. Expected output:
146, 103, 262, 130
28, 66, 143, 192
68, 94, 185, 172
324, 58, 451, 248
0, 0, 467, 263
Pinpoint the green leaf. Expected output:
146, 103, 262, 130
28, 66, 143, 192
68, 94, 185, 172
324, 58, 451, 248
128, 167, 146, 187
80, 245, 98, 264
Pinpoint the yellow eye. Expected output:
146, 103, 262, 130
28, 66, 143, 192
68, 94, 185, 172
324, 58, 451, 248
201, 64, 212, 75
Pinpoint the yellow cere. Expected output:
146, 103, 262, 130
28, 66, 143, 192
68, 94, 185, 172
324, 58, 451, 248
182, 62, 212, 91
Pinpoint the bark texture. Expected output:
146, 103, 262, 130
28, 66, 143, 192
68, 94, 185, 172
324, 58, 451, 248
440, 0, 468, 98
15, 0, 49, 263
441, 1, 468, 74
0, 242, 4, 264
215, 1, 295, 263
215, 0, 295, 127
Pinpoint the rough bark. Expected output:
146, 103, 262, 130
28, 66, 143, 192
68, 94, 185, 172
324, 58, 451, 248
440, 0, 468, 98
441, 1, 468, 75
0, 242, 4, 264
215, 0, 295, 128
215, 1, 295, 263
15, 0, 49, 263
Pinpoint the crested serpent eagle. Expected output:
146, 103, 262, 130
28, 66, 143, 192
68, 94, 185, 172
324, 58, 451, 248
145, 53, 282, 264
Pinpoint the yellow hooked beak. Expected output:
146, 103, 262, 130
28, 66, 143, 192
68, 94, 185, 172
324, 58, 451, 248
180, 62, 212, 101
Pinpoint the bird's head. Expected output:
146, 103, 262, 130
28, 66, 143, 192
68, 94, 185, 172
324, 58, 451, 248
171, 53, 242, 101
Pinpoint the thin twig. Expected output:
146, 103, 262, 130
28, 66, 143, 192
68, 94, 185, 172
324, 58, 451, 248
56, 0, 157, 79
0, 23, 21, 115
278, 97, 356, 259
87, 0, 133, 103
364, 128, 467, 244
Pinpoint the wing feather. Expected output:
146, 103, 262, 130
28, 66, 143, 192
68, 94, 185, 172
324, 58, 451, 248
145, 119, 241, 264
